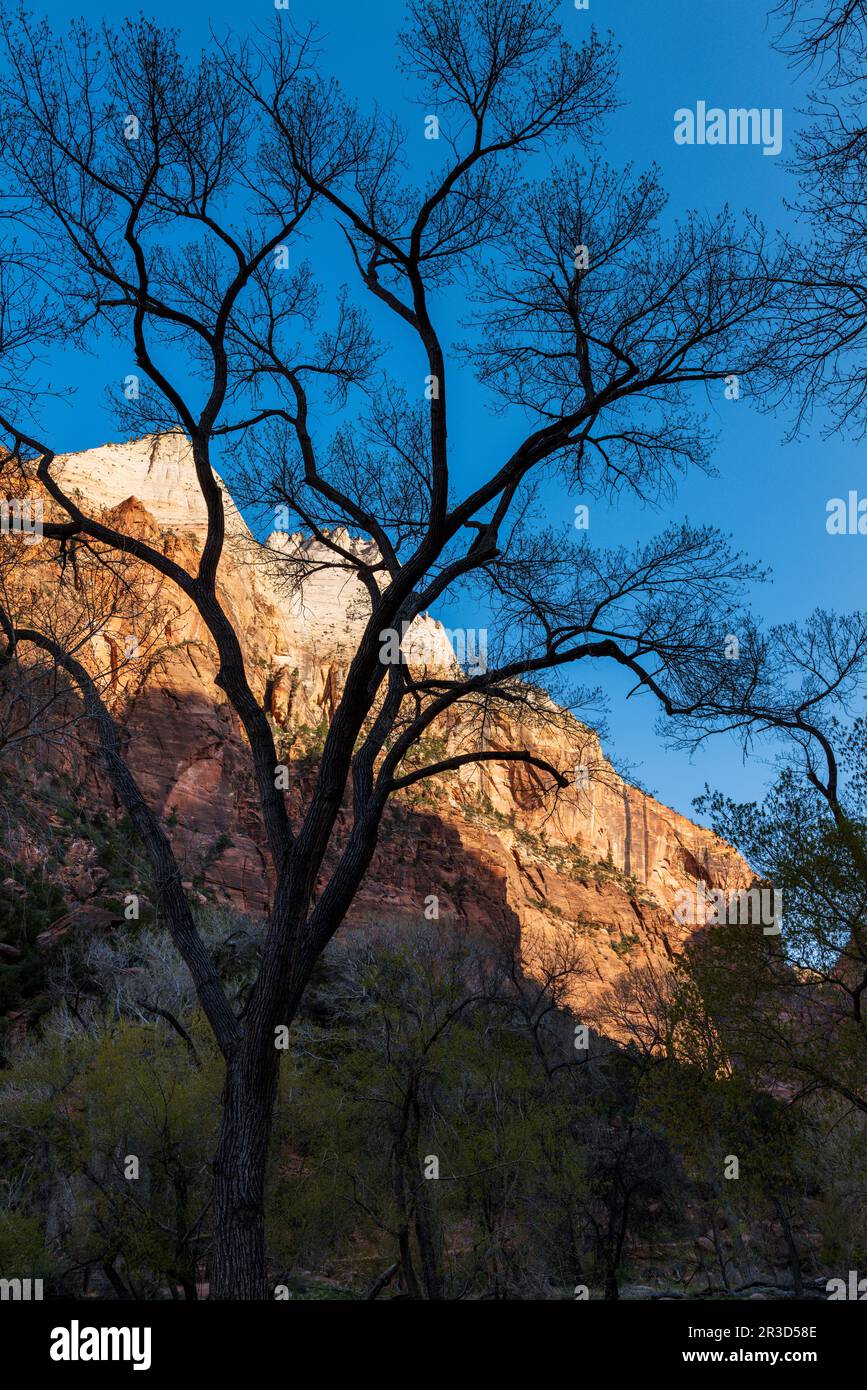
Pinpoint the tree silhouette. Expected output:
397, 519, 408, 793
0, 2, 782, 1296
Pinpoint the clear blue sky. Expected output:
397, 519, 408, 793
17, 0, 858, 822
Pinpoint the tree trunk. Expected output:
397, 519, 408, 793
409, 1095, 445, 1299
773, 1196, 803, 1297
710, 1208, 731, 1291
397, 1225, 423, 1299
101, 1260, 132, 1301
413, 1184, 445, 1300
211, 1048, 279, 1299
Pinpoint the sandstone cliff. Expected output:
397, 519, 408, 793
8, 432, 748, 1003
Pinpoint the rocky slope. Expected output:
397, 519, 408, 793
7, 432, 748, 1005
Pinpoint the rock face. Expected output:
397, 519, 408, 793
266, 528, 457, 672
18, 432, 748, 1001
52, 433, 247, 539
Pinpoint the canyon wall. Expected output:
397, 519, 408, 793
11, 432, 748, 1000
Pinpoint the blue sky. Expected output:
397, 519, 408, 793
18, 0, 860, 822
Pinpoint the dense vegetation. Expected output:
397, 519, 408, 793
1, 828, 863, 1299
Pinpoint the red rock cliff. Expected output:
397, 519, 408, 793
15, 433, 748, 1002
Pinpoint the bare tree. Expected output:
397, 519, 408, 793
0, 3, 782, 1296
766, 0, 867, 432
